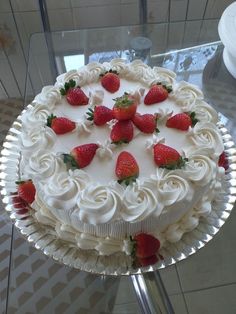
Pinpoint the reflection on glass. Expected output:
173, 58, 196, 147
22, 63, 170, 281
64, 54, 85, 71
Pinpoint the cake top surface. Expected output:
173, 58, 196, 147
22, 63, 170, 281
19, 59, 224, 225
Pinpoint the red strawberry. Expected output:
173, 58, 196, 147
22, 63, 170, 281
64, 143, 99, 169
110, 120, 134, 144
153, 143, 187, 169
115, 151, 139, 185
17, 180, 36, 204
133, 233, 161, 258
60, 79, 89, 106
47, 114, 76, 134
137, 255, 159, 267
113, 93, 137, 120
132, 113, 158, 134
144, 83, 171, 105
166, 112, 195, 131
12, 195, 28, 209
218, 151, 229, 171
100, 70, 120, 93
87, 106, 114, 126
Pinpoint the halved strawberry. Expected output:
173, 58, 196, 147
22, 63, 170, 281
63, 143, 99, 169
60, 79, 89, 106
218, 151, 229, 171
132, 113, 158, 134
87, 106, 114, 126
47, 114, 76, 134
153, 143, 187, 169
100, 70, 120, 93
113, 93, 137, 120
110, 120, 134, 144
115, 151, 139, 185
166, 112, 198, 131
144, 83, 172, 105
16, 180, 36, 204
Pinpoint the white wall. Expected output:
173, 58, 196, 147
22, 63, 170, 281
0, 0, 234, 99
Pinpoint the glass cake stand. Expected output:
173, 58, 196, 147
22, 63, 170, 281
2, 20, 236, 314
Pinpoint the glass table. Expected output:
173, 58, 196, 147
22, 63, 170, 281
1, 20, 236, 314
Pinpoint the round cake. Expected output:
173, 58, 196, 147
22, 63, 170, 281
16, 59, 227, 267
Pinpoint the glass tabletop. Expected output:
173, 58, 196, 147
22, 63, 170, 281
2, 20, 236, 314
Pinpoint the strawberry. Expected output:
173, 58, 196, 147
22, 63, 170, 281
12, 195, 28, 209
87, 106, 114, 126
144, 83, 172, 105
100, 70, 120, 93
63, 143, 99, 169
153, 143, 187, 169
136, 255, 159, 267
218, 151, 229, 171
113, 93, 137, 120
132, 113, 158, 134
166, 112, 198, 131
133, 233, 161, 258
47, 114, 76, 134
60, 79, 89, 106
110, 120, 134, 144
115, 151, 139, 185
16, 180, 36, 204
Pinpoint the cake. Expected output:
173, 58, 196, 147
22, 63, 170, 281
16, 59, 227, 268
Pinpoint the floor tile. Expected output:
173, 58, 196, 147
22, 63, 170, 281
170, 294, 188, 314
159, 265, 182, 295
185, 283, 236, 314
112, 302, 141, 314
177, 203, 236, 292
114, 276, 137, 305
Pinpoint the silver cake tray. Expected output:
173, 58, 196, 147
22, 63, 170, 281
1, 111, 236, 275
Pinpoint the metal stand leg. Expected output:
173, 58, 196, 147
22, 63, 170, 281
38, 0, 58, 81
131, 270, 175, 314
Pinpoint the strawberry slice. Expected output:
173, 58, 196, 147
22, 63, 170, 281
100, 70, 120, 93
115, 151, 139, 185
87, 106, 114, 126
60, 79, 89, 106
166, 112, 198, 131
110, 120, 134, 144
153, 143, 187, 169
113, 93, 137, 120
47, 114, 76, 134
16, 180, 36, 204
218, 151, 229, 171
63, 143, 99, 169
132, 113, 158, 134
144, 83, 172, 105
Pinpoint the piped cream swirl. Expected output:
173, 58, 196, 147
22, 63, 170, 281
77, 183, 124, 224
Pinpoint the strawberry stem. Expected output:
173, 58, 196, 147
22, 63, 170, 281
156, 82, 172, 93
60, 79, 77, 95
160, 157, 188, 170
189, 111, 199, 126
86, 108, 94, 121
46, 114, 56, 127
99, 69, 119, 77
117, 175, 137, 185
63, 154, 79, 169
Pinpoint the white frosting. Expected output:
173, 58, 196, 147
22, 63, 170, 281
77, 183, 123, 224
19, 126, 56, 156
24, 151, 66, 180
21, 103, 52, 129
122, 180, 162, 222
187, 122, 224, 158
33, 86, 61, 108
42, 169, 90, 211
19, 59, 225, 258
